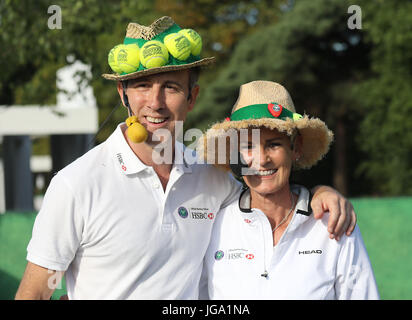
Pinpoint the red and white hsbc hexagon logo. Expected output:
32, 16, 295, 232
245, 254, 254, 260
208, 213, 215, 220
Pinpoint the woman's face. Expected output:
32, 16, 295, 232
239, 127, 301, 196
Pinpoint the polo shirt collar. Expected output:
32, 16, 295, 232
110, 124, 193, 175
110, 124, 148, 175
238, 184, 312, 216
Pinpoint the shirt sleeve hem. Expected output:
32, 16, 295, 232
26, 251, 69, 272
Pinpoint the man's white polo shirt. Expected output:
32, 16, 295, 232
27, 124, 241, 299
201, 185, 380, 300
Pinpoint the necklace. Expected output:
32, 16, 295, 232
272, 192, 296, 233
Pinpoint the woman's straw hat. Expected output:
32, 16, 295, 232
199, 80, 334, 171
102, 16, 215, 81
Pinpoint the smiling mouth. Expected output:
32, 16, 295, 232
145, 116, 168, 124
250, 169, 278, 176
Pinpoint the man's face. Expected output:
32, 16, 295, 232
117, 69, 199, 146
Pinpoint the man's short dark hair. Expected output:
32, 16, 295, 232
188, 67, 200, 101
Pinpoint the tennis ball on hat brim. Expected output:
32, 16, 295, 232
164, 32, 191, 61
116, 44, 140, 74
140, 40, 169, 69
108, 45, 123, 74
179, 29, 202, 56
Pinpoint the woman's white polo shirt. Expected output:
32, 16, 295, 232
201, 185, 380, 300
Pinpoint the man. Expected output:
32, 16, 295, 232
15, 17, 356, 300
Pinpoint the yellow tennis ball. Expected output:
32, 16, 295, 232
127, 122, 148, 143
108, 45, 123, 74
116, 44, 140, 74
179, 29, 202, 56
126, 115, 139, 127
140, 40, 169, 69
164, 33, 191, 60
293, 113, 303, 121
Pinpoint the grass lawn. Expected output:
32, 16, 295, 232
0, 212, 66, 300
1, 196, 411, 300
351, 197, 412, 300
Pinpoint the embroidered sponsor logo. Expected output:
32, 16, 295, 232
178, 207, 188, 219
116, 153, 127, 172
244, 219, 252, 224
190, 207, 214, 220
214, 250, 224, 260
177, 207, 214, 220
214, 249, 254, 261
227, 248, 255, 260
298, 249, 323, 255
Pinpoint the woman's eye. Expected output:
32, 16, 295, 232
240, 145, 254, 151
268, 142, 280, 149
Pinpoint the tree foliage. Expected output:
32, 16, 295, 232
188, 0, 372, 194
1, 0, 411, 196
353, 0, 412, 195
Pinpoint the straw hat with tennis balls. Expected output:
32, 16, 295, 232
198, 80, 334, 171
102, 16, 215, 81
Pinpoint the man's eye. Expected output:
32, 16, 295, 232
166, 84, 179, 91
133, 83, 150, 89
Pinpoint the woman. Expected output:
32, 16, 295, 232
199, 81, 379, 299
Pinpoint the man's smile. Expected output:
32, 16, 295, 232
145, 116, 169, 124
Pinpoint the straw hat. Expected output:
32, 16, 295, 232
102, 16, 215, 81
199, 80, 334, 171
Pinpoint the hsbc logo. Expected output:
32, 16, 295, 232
191, 212, 214, 220
224, 249, 255, 261
116, 153, 127, 172
189, 207, 214, 220
178, 207, 214, 220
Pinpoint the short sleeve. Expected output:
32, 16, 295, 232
27, 173, 84, 272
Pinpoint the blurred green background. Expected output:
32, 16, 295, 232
2, 197, 411, 299
2, 0, 412, 196
1, 0, 412, 300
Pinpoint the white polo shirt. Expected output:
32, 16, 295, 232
27, 124, 241, 299
201, 185, 380, 300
